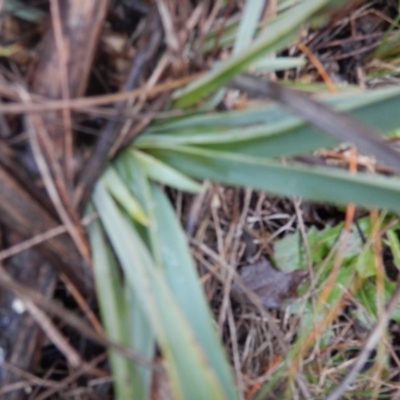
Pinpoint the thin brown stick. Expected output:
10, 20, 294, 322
0, 73, 201, 114
156, 0, 180, 53
227, 305, 244, 398
34, 353, 108, 400
24, 110, 91, 263
0, 363, 62, 394
0, 265, 155, 369
0, 382, 48, 396
20, 296, 83, 368
61, 274, 104, 335
297, 41, 337, 93
114, 90, 169, 155
49, 0, 74, 183
74, 11, 163, 209
0, 214, 96, 262
31, 0, 109, 99
0, 141, 56, 215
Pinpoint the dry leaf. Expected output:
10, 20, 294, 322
231, 259, 308, 309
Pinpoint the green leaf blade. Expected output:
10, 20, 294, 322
133, 150, 202, 193
92, 180, 238, 400
89, 218, 142, 400
103, 167, 149, 225
145, 146, 400, 212
173, 0, 330, 107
